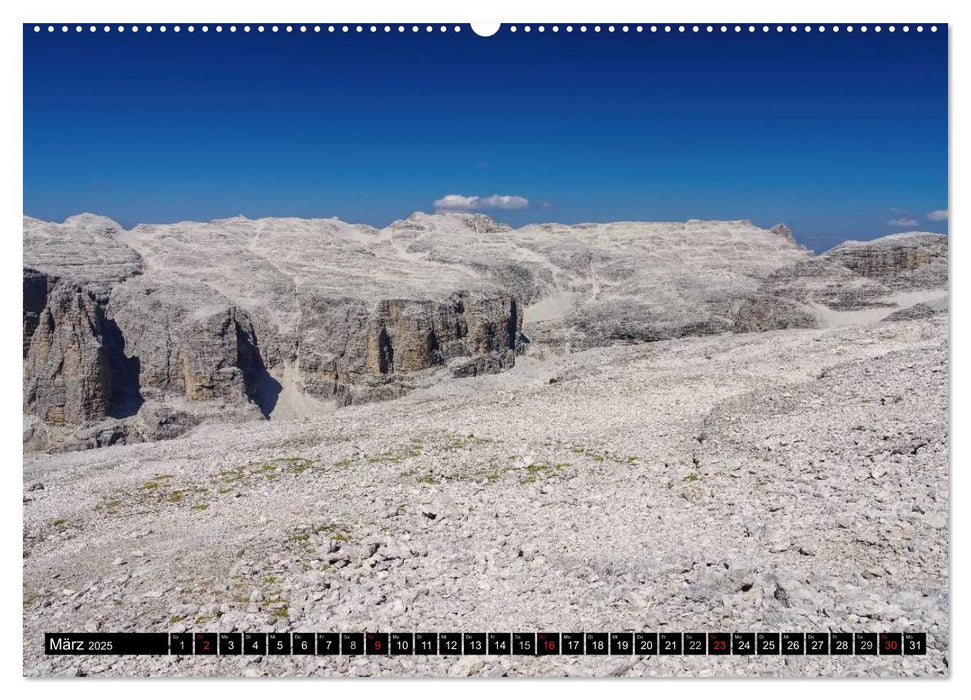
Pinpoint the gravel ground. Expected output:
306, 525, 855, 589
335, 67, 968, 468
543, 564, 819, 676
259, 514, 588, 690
22, 316, 949, 677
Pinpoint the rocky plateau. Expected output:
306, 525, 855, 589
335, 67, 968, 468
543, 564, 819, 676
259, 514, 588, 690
22, 213, 949, 678
23, 213, 947, 453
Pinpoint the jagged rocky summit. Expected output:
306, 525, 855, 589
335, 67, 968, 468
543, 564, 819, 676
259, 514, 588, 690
22, 212, 947, 452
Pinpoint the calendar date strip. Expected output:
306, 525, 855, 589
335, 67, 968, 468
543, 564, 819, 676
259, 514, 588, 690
45, 631, 927, 656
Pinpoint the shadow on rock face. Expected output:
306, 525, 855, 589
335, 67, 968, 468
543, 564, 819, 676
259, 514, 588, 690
235, 321, 281, 419
102, 317, 144, 419
250, 367, 283, 419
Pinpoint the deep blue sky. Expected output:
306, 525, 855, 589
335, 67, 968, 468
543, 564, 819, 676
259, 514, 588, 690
24, 24, 947, 251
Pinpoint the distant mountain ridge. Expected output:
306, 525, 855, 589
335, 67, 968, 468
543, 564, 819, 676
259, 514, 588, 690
23, 212, 947, 452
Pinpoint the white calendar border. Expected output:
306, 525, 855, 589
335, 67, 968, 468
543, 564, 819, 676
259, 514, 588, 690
2, 1, 962, 698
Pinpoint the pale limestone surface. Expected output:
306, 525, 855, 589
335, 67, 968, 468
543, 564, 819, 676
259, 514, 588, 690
23, 315, 948, 677
22, 214, 949, 677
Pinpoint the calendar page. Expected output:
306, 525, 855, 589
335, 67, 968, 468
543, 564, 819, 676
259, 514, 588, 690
22, 20, 948, 679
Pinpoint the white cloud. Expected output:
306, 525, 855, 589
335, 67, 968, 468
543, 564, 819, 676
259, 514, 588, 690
433, 193, 529, 212
887, 217, 919, 227
926, 209, 948, 221
433, 194, 479, 211
480, 194, 529, 209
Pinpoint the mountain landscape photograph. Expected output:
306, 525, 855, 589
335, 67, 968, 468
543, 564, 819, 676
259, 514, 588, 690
21, 21, 948, 678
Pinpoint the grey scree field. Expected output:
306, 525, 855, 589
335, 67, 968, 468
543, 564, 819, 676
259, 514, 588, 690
23, 213, 947, 677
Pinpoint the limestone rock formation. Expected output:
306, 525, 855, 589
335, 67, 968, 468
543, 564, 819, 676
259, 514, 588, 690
23, 278, 111, 426
23, 216, 144, 434
751, 232, 947, 318
23, 214, 143, 299
770, 222, 796, 243
295, 291, 522, 405
883, 295, 949, 322
23, 213, 533, 450
22, 213, 947, 452
822, 232, 948, 290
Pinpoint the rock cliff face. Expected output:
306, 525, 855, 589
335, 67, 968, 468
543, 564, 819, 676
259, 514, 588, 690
822, 232, 948, 290
295, 291, 521, 406
23, 276, 111, 426
23, 215, 144, 435
754, 233, 948, 314
22, 212, 947, 452
23, 213, 532, 451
